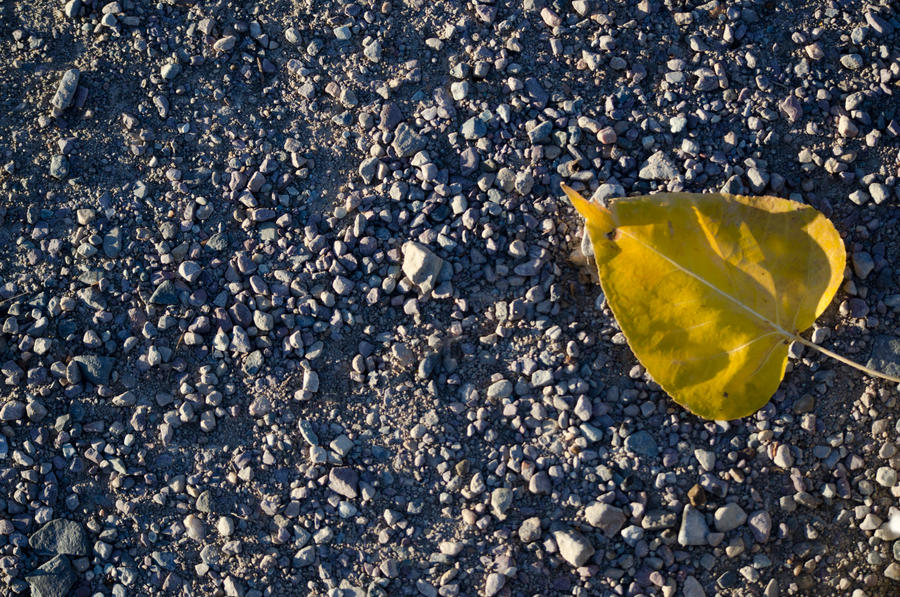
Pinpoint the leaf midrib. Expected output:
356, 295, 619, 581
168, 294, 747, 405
617, 228, 794, 341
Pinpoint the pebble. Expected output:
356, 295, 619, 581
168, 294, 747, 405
26, 555, 76, 597
585, 502, 626, 537
402, 241, 445, 293
552, 528, 594, 567
875, 467, 897, 488
518, 517, 542, 543
714, 503, 748, 532
29, 519, 89, 556
51, 69, 80, 112
624, 430, 659, 458
678, 505, 709, 546
638, 151, 678, 180
772, 444, 794, 468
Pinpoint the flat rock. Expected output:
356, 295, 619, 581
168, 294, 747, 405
402, 241, 445, 293
624, 430, 658, 458
328, 467, 358, 499
867, 336, 900, 377
714, 503, 747, 532
392, 123, 426, 158
150, 280, 179, 305
552, 528, 594, 567
638, 151, 678, 180
72, 355, 115, 385
585, 502, 626, 537
26, 555, 76, 597
29, 519, 89, 556
678, 505, 709, 546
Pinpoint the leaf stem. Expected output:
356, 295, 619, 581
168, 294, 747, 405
792, 335, 900, 383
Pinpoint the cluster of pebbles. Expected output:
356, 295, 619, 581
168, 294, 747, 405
1, 0, 900, 596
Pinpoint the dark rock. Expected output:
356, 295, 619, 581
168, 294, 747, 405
30, 519, 89, 556
72, 355, 115, 385
26, 555, 76, 597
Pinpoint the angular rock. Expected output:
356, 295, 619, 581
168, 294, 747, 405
585, 502, 626, 537
29, 519, 89, 556
150, 280, 179, 305
552, 528, 594, 567
638, 151, 678, 180
624, 430, 658, 458
328, 467, 358, 499
72, 355, 115, 385
392, 123, 426, 158
402, 241, 445, 293
678, 505, 709, 546
26, 555, 76, 597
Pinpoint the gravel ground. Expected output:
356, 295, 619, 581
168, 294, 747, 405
1, 0, 900, 596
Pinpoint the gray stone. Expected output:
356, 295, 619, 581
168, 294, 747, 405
748, 511, 772, 542
49, 155, 68, 179
487, 379, 513, 399
490, 487, 513, 519
484, 572, 505, 597
682, 575, 706, 597
678, 505, 709, 546
392, 123, 426, 158
150, 280, 179, 305
552, 528, 594, 567
401, 241, 445, 293
518, 517, 542, 543
624, 430, 658, 458
26, 555, 76, 597
714, 503, 747, 532
72, 355, 115, 385
638, 151, 678, 180
359, 157, 379, 184
461, 117, 487, 140
160, 62, 181, 79
51, 69, 80, 111
867, 336, 900, 378
585, 502, 626, 537
29, 519, 89, 556
328, 467, 358, 498
851, 251, 874, 279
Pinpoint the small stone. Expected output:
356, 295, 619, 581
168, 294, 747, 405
518, 517, 542, 543
178, 261, 202, 283
461, 117, 487, 140
678, 505, 709, 546
490, 487, 513, 519
49, 155, 68, 179
624, 430, 659, 458
772, 444, 794, 468
328, 467, 358, 498
553, 528, 594, 567
885, 562, 900, 581
487, 379, 513, 399
748, 511, 772, 542
51, 69, 80, 112
638, 151, 678, 181
869, 183, 890, 204
866, 336, 900, 378
840, 54, 864, 70
694, 449, 715, 472
838, 115, 858, 138
29, 519, 89, 556
851, 251, 874, 279
402, 241, 445, 293
0, 400, 25, 421
26, 555, 76, 597
876, 467, 897, 488
359, 157, 379, 184
160, 62, 181, 80
682, 575, 706, 597
714, 503, 748, 532
392, 123, 426, 158
585, 502, 626, 537
72, 355, 115, 385
484, 573, 505, 596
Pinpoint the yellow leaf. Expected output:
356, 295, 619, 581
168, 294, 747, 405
563, 184, 846, 420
